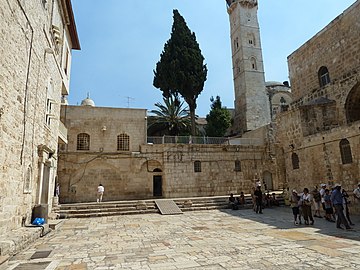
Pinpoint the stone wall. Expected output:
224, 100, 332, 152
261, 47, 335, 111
58, 143, 280, 202
57, 104, 281, 202
60, 105, 147, 153
277, 0, 360, 214
288, 1, 360, 101
0, 0, 79, 235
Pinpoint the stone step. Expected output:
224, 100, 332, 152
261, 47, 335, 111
60, 209, 159, 219
59, 202, 156, 210
55, 193, 285, 219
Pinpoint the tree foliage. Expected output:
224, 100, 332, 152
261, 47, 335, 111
205, 96, 231, 137
153, 9, 207, 135
147, 96, 191, 136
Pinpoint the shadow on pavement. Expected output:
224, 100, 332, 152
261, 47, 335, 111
220, 205, 360, 242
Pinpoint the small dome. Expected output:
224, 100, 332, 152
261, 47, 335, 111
81, 97, 95, 107
265, 81, 284, 87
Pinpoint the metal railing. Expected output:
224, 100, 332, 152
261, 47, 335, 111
147, 136, 262, 146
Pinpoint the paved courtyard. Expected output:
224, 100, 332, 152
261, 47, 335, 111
2, 207, 360, 270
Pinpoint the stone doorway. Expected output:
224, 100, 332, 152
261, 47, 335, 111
40, 163, 51, 204
263, 171, 273, 191
153, 175, 162, 197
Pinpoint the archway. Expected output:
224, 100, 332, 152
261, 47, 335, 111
345, 83, 360, 123
153, 168, 162, 197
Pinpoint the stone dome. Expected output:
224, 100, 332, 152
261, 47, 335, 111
80, 97, 95, 107
265, 81, 284, 87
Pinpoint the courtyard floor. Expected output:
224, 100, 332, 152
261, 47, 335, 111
1, 207, 360, 270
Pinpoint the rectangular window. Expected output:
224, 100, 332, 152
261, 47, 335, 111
45, 98, 55, 126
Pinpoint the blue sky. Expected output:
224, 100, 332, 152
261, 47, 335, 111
69, 0, 356, 116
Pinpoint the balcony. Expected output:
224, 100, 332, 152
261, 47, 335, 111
58, 120, 68, 144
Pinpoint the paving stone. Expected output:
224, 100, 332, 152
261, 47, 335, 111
0, 208, 359, 269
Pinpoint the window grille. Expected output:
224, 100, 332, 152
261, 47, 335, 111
340, 139, 353, 164
194, 160, 201, 172
77, 133, 90, 151
291, 153, 299, 170
117, 134, 130, 151
235, 160, 241, 171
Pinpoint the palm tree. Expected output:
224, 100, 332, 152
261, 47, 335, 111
148, 96, 191, 136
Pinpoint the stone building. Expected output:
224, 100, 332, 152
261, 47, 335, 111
226, 0, 271, 134
275, 0, 360, 203
0, 0, 79, 235
57, 100, 283, 203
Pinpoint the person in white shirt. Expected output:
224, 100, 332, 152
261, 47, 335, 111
97, 184, 105, 203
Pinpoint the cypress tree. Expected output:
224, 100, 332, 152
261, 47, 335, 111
153, 9, 207, 135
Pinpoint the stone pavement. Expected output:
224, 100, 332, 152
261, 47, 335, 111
1, 207, 360, 270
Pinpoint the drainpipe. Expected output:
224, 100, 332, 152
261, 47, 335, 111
16, 0, 34, 165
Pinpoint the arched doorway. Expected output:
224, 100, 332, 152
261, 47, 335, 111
263, 171, 273, 191
153, 168, 162, 197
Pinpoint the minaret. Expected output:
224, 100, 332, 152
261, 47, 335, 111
226, 0, 270, 134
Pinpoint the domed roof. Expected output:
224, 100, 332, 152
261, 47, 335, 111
81, 97, 95, 107
265, 81, 284, 87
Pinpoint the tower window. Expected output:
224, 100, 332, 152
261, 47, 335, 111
318, 66, 330, 87
194, 160, 201, 172
77, 133, 90, 151
250, 57, 257, 70
117, 133, 130, 151
234, 37, 239, 51
247, 33, 255, 46
340, 139, 352, 164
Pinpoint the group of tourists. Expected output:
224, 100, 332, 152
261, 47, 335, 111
229, 184, 279, 213
288, 182, 360, 230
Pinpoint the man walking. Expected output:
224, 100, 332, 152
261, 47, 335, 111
331, 184, 352, 230
97, 183, 105, 203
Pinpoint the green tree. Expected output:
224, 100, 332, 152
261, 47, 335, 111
153, 9, 207, 136
205, 96, 231, 137
148, 96, 191, 136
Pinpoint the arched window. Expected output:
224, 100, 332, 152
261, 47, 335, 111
250, 57, 257, 70
194, 160, 201, 172
291, 153, 299, 170
235, 160, 241, 172
77, 133, 90, 151
247, 33, 255, 46
117, 134, 130, 151
318, 66, 330, 87
340, 139, 353, 164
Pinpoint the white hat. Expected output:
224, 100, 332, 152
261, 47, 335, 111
321, 184, 326, 187
292, 189, 297, 193
334, 183, 341, 187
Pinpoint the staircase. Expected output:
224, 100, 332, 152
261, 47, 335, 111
54, 193, 285, 219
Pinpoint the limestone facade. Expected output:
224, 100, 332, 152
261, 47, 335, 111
57, 104, 282, 203
226, 0, 270, 134
0, 0, 79, 235
276, 0, 360, 212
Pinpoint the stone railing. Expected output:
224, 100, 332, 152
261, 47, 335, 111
147, 136, 262, 146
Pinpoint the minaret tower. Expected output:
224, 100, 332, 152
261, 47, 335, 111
226, 0, 270, 134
